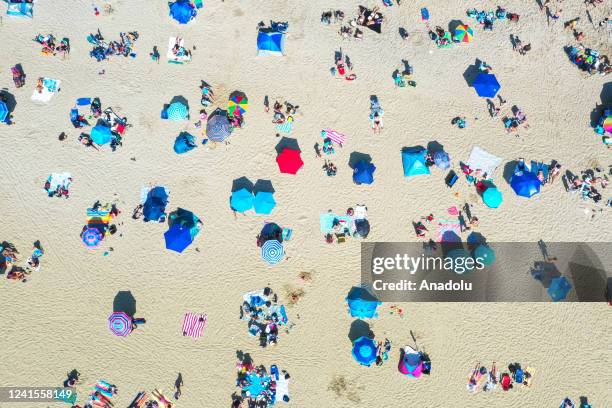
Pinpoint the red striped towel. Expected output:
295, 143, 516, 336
324, 128, 347, 146
182, 313, 207, 338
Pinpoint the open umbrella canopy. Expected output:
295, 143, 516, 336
108, 311, 132, 336
169, 0, 196, 24
353, 161, 376, 185
398, 346, 424, 378
276, 147, 304, 174
0, 100, 8, 122
261, 239, 284, 265
228, 91, 248, 118
257, 31, 285, 56
91, 125, 113, 145
206, 109, 232, 142
82, 227, 103, 248
548, 276, 572, 301
402, 148, 430, 177
174, 132, 197, 154
164, 223, 194, 253
231, 188, 254, 213
253, 191, 276, 215
482, 186, 503, 208
352, 336, 377, 366
167, 101, 189, 121
510, 171, 541, 198
473, 245, 495, 266
602, 115, 612, 134
346, 287, 381, 319
473, 73, 501, 98
454, 24, 474, 43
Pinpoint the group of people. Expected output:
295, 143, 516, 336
564, 167, 609, 204
566, 45, 611, 76
332, 52, 357, 81
88, 30, 139, 62
467, 6, 520, 29
240, 288, 288, 348
1, 241, 44, 282
234, 361, 290, 408
504, 106, 530, 132
467, 362, 534, 393
33, 33, 70, 57
268, 99, 298, 126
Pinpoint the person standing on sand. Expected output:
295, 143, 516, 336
174, 373, 183, 400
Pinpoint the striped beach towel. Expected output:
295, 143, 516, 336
182, 313, 208, 338
324, 128, 347, 146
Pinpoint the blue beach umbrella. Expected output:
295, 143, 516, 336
261, 239, 284, 265
143, 186, 169, 222
169, 0, 196, 24
0, 101, 8, 122
473, 73, 501, 98
346, 287, 381, 319
352, 336, 377, 366
548, 276, 572, 301
167, 101, 189, 121
510, 172, 541, 198
253, 191, 276, 215
473, 245, 495, 266
82, 227, 103, 248
230, 188, 254, 213
91, 125, 113, 145
353, 161, 376, 185
164, 223, 194, 253
482, 186, 503, 208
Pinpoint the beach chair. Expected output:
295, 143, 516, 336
445, 170, 458, 188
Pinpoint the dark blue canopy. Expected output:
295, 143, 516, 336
510, 171, 541, 198
164, 223, 193, 253
353, 161, 376, 185
169, 0, 196, 24
473, 73, 501, 98
174, 132, 197, 154
143, 186, 169, 222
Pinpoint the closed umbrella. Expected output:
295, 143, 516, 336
276, 148, 304, 174
82, 227, 103, 248
167, 101, 189, 121
108, 311, 132, 336
230, 188, 254, 213
206, 109, 232, 142
91, 125, 112, 145
352, 336, 377, 366
482, 186, 503, 208
253, 191, 276, 215
261, 239, 284, 265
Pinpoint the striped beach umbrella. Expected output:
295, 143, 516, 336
603, 115, 612, 134
228, 91, 248, 118
352, 336, 377, 366
108, 311, 132, 336
454, 24, 473, 43
206, 109, 232, 142
82, 227, 103, 248
167, 101, 189, 121
261, 239, 284, 265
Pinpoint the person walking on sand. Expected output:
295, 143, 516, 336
174, 373, 183, 400
264, 95, 269, 113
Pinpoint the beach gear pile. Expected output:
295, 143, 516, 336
356, 5, 383, 34
128, 389, 174, 408
466, 7, 519, 30
257, 21, 288, 56
467, 362, 534, 393
235, 361, 290, 406
11, 65, 25, 88
321, 204, 370, 243
33, 34, 70, 56
565, 46, 611, 75
87, 30, 139, 62
44, 172, 72, 198
241, 288, 289, 347
87, 380, 118, 407
164, 208, 202, 253
81, 203, 119, 249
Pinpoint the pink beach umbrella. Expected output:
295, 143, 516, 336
398, 346, 424, 378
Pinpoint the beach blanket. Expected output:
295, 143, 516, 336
323, 128, 347, 145
353, 205, 368, 220
275, 373, 290, 403
276, 119, 293, 134
437, 220, 461, 242
467, 146, 502, 179
31, 78, 61, 103
182, 312, 207, 338
320, 213, 353, 234
243, 289, 269, 308
46, 172, 72, 193
167, 37, 192, 63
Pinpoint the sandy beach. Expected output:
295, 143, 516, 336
0, 0, 611, 407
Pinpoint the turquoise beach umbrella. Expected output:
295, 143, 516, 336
474, 245, 495, 266
230, 188, 253, 213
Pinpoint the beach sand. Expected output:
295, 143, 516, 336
0, 0, 611, 407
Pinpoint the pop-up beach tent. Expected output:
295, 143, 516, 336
257, 31, 285, 56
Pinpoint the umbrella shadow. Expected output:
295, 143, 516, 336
253, 179, 275, 194
401, 145, 426, 155
274, 137, 300, 154
466, 232, 487, 251
229, 90, 247, 101
600, 81, 612, 106
426, 141, 444, 154
530, 261, 560, 288
567, 243, 607, 302
113, 291, 136, 317
502, 160, 518, 184
0, 89, 17, 113
463, 60, 482, 87
348, 319, 373, 343
589, 104, 604, 128
236, 350, 253, 365
232, 177, 254, 193
347, 286, 379, 302
168, 207, 197, 228
448, 19, 464, 34
348, 152, 372, 169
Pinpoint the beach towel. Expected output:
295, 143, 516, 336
182, 312, 207, 338
323, 128, 347, 145
276, 119, 293, 134
275, 371, 290, 403
46, 172, 72, 193
467, 146, 502, 179
31, 78, 61, 103
167, 37, 192, 63
319, 213, 352, 233
437, 220, 461, 242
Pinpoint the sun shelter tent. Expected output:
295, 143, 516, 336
257, 31, 285, 56
6, 1, 33, 18
31, 78, 61, 104
143, 186, 169, 222
0, 100, 9, 123
402, 148, 430, 177
398, 346, 424, 378
169, 0, 196, 24
174, 132, 197, 154
467, 146, 502, 178
91, 124, 113, 145
346, 287, 381, 319
472, 73, 500, 98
